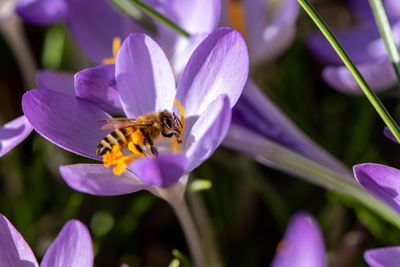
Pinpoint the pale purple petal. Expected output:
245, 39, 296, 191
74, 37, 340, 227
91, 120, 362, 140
22, 89, 111, 160
184, 95, 231, 171
353, 163, 400, 213
60, 164, 148, 196
66, 0, 141, 64
271, 212, 326, 267
0, 116, 33, 157
16, 0, 66, 25
365, 247, 400, 267
176, 28, 249, 117
384, 127, 397, 143
0, 214, 38, 267
74, 64, 122, 114
322, 57, 396, 94
41, 220, 93, 267
386, 0, 400, 20
116, 33, 176, 118
129, 153, 187, 188
230, 80, 348, 174
36, 70, 75, 96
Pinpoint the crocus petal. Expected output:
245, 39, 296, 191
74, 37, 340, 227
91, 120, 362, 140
0, 116, 33, 157
116, 33, 176, 118
354, 163, 400, 213
386, 0, 400, 20
322, 57, 396, 94
36, 70, 75, 96
129, 153, 187, 188
307, 25, 381, 65
16, 0, 66, 25
60, 164, 148, 196
22, 89, 111, 160
176, 28, 249, 117
66, 0, 141, 64
41, 220, 93, 267
271, 212, 326, 267
0, 214, 38, 267
384, 127, 397, 143
184, 95, 231, 171
230, 80, 348, 174
75, 64, 122, 114
365, 247, 400, 267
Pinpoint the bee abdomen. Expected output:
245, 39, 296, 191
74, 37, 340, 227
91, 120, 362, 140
96, 128, 134, 156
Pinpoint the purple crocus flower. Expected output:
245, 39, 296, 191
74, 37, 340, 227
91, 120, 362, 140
0, 214, 93, 266
22, 28, 249, 194
221, 0, 299, 65
271, 212, 326, 267
365, 247, 400, 267
307, 0, 400, 94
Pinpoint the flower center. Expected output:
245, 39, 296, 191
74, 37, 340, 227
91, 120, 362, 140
102, 99, 186, 176
102, 37, 121, 65
228, 0, 246, 37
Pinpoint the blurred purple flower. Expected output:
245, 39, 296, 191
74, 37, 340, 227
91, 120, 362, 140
365, 247, 400, 267
353, 163, 400, 213
221, 0, 299, 65
307, 0, 400, 94
16, 0, 66, 24
0, 214, 93, 267
271, 212, 326, 267
22, 29, 248, 194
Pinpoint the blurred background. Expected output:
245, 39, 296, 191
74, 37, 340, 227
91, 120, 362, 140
1, 0, 400, 266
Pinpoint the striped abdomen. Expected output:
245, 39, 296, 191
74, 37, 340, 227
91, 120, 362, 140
96, 127, 134, 156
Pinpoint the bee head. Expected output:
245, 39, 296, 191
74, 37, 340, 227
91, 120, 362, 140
160, 110, 181, 136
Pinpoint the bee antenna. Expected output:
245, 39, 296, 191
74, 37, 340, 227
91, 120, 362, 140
173, 113, 183, 128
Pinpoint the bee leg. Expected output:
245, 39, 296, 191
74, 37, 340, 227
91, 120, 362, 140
142, 130, 158, 156
134, 144, 144, 155
150, 146, 158, 156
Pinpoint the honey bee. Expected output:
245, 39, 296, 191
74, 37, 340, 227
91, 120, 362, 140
96, 110, 183, 157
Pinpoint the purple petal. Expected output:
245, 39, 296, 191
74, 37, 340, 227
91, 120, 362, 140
36, 70, 75, 96
66, 0, 141, 64
0, 116, 33, 157
184, 95, 231, 171
22, 89, 111, 160
307, 25, 381, 65
116, 33, 176, 118
129, 153, 187, 188
16, 0, 66, 25
365, 247, 400, 267
176, 28, 249, 117
74, 64, 122, 114
271, 212, 326, 267
348, 0, 374, 22
41, 220, 93, 267
322, 57, 396, 94
0, 214, 38, 267
386, 0, 400, 20
353, 163, 400, 213
230, 80, 348, 174
384, 127, 398, 143
60, 164, 148, 196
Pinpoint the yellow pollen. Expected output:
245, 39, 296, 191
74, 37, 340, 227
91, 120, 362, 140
102, 144, 137, 176
228, 0, 246, 37
102, 36, 122, 65
127, 130, 146, 155
172, 99, 185, 152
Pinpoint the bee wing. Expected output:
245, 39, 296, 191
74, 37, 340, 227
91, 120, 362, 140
97, 118, 152, 130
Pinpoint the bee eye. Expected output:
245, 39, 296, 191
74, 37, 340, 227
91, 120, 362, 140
164, 118, 173, 128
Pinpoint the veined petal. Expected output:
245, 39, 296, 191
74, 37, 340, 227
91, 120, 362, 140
184, 95, 231, 172
364, 247, 400, 267
353, 163, 400, 213
271, 212, 326, 267
75, 64, 122, 114
128, 153, 187, 188
116, 33, 176, 118
0, 214, 38, 267
66, 0, 141, 64
16, 0, 66, 25
322, 57, 395, 94
60, 164, 148, 196
22, 89, 111, 160
36, 70, 75, 96
176, 28, 249, 117
0, 116, 33, 157
41, 220, 93, 267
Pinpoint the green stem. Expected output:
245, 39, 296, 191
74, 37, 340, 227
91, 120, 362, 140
128, 0, 191, 38
297, 0, 400, 143
368, 0, 400, 84
224, 126, 400, 229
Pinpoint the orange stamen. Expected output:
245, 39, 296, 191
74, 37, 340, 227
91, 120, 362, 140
228, 0, 246, 37
172, 99, 185, 152
102, 37, 122, 65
